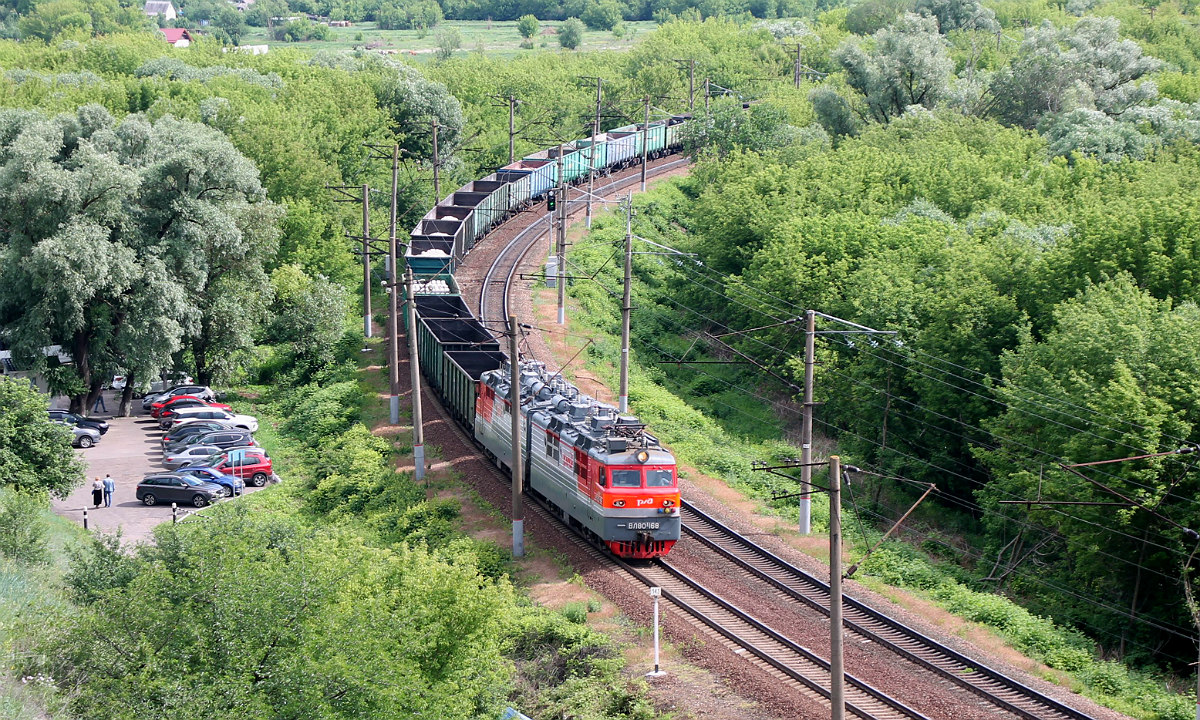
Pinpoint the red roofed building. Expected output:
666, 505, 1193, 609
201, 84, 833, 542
160, 28, 193, 47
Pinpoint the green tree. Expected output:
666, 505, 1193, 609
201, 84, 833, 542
45, 513, 516, 719
834, 12, 953, 124
0, 376, 84, 499
986, 17, 1162, 129
558, 16, 584, 48
17, 0, 92, 39
978, 276, 1200, 661
516, 12, 538, 37
914, 0, 997, 33
0, 107, 279, 400
212, 4, 247, 43
265, 264, 350, 376
435, 25, 461, 59
581, 0, 621, 30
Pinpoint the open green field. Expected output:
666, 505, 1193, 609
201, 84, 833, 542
238, 19, 660, 58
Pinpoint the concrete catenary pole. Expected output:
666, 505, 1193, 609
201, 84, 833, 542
361, 183, 372, 339
640, 96, 650, 192
799, 308, 815, 534
432, 118, 440, 202
619, 194, 633, 414
586, 77, 603, 229
388, 144, 401, 426
830, 454, 845, 720
509, 316, 524, 557
556, 144, 567, 326
405, 267, 425, 484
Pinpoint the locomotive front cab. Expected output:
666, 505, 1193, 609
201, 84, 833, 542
599, 453, 680, 559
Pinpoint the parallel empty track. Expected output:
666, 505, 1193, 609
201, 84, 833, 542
681, 502, 1097, 720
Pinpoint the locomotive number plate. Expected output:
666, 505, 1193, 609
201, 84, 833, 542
627, 522, 660, 530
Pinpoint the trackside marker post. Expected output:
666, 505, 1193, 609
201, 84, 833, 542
647, 586, 666, 678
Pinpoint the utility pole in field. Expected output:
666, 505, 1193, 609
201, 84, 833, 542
509, 316, 524, 557
704, 78, 711, 113
404, 266, 425, 484
619, 194, 633, 413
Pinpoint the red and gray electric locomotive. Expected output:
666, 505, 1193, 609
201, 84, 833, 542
474, 360, 680, 559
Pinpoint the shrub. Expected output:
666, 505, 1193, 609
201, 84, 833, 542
558, 17, 583, 49
516, 13, 538, 39
0, 490, 49, 565
562, 601, 588, 623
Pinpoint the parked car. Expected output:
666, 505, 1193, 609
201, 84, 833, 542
151, 395, 231, 418
173, 467, 244, 497
165, 430, 257, 454
142, 384, 214, 410
53, 420, 100, 448
155, 400, 234, 427
160, 420, 228, 448
168, 407, 258, 433
163, 445, 228, 470
145, 373, 195, 396
189, 449, 273, 487
136, 473, 225, 507
47, 410, 109, 435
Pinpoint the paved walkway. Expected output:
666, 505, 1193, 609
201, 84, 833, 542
49, 390, 265, 544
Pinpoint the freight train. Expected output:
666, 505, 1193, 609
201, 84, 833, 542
405, 115, 690, 559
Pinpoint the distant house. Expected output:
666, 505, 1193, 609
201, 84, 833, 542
160, 27, 193, 46
328, 19, 351, 27
143, 0, 177, 20
235, 0, 254, 11
230, 44, 269, 54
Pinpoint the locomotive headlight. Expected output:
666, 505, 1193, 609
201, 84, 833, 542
636, 450, 650, 463
614, 500, 625, 508
662, 499, 674, 507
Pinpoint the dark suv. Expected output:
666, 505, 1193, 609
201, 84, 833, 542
47, 410, 109, 435
136, 473, 225, 507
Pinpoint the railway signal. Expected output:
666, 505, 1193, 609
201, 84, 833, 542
546, 193, 556, 211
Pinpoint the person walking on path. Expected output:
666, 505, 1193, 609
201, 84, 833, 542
91, 477, 103, 508
92, 392, 107, 414
102, 474, 115, 508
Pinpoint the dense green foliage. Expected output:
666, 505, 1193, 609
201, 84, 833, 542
0, 377, 83, 498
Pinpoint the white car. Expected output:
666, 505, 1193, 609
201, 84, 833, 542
169, 407, 258, 433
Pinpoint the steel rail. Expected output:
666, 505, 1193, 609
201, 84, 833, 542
681, 502, 1098, 720
478, 156, 690, 326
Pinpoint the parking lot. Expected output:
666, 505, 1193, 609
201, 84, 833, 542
49, 389, 267, 544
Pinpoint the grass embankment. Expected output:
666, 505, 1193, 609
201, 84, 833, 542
553, 181, 1195, 720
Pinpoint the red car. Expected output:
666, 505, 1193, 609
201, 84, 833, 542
192, 450, 274, 487
151, 395, 232, 418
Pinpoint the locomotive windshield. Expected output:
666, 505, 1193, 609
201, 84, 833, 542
646, 469, 674, 487
610, 469, 641, 487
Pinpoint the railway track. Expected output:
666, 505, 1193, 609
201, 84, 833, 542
478, 156, 690, 325
454, 151, 1100, 720
680, 502, 1097, 720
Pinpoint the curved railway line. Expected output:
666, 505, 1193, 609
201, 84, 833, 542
442, 151, 1103, 720
478, 156, 691, 324
679, 502, 1096, 720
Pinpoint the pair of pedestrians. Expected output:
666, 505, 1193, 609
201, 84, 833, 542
90, 474, 116, 508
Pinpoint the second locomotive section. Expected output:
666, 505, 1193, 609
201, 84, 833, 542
476, 362, 680, 559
